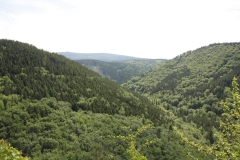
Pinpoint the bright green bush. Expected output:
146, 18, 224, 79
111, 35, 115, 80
0, 139, 28, 160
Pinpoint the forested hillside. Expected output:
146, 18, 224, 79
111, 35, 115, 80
0, 39, 210, 159
123, 43, 240, 142
76, 59, 166, 84
0, 39, 159, 119
1, 94, 212, 159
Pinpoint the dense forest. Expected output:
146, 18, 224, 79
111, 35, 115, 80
123, 43, 240, 144
0, 39, 161, 120
76, 59, 166, 84
0, 39, 212, 159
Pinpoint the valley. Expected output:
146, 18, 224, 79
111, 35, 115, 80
76, 59, 166, 84
0, 40, 239, 159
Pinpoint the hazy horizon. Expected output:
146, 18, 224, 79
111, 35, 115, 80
1, 0, 240, 59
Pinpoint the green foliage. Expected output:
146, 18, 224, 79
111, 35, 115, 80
0, 93, 210, 159
127, 141, 147, 160
115, 125, 156, 160
0, 139, 28, 160
174, 77, 240, 159
77, 59, 166, 84
213, 77, 240, 159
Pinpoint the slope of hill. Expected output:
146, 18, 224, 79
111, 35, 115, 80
0, 39, 211, 159
0, 39, 161, 120
123, 43, 240, 141
58, 52, 148, 62
123, 43, 240, 96
76, 59, 167, 84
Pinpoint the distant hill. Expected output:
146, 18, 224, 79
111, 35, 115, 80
77, 59, 167, 84
57, 52, 148, 62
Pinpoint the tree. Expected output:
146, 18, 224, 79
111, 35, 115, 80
0, 139, 29, 160
174, 77, 240, 159
115, 125, 160, 160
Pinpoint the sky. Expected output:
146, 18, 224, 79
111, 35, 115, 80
1, 0, 240, 59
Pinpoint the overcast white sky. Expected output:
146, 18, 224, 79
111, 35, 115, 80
1, 0, 240, 59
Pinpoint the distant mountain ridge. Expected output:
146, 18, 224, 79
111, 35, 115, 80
57, 52, 149, 62
77, 59, 167, 84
